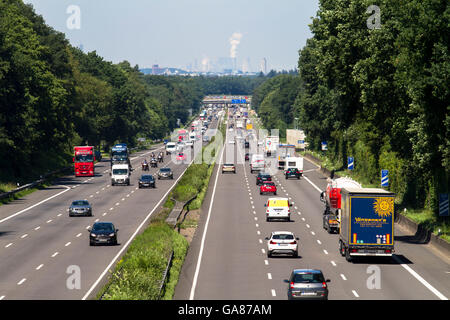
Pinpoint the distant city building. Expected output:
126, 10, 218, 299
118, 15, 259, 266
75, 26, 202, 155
152, 64, 163, 75
260, 58, 267, 74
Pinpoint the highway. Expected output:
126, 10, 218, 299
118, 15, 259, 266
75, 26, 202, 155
0, 115, 221, 300
174, 111, 450, 300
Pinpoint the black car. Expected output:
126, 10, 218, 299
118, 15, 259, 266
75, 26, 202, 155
69, 200, 92, 217
245, 153, 250, 161
285, 168, 302, 179
323, 214, 339, 234
89, 222, 118, 246
139, 174, 156, 188
158, 167, 174, 179
256, 172, 272, 185
244, 141, 249, 148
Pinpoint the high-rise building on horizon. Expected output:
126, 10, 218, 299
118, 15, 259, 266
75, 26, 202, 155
260, 57, 267, 74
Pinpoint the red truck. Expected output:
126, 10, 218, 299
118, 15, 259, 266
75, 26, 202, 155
320, 177, 362, 233
74, 146, 95, 177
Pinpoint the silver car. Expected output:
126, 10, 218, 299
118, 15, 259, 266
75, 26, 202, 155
285, 269, 330, 300
69, 200, 92, 217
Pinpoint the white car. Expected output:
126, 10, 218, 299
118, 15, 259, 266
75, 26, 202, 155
265, 231, 299, 258
228, 140, 235, 144
165, 142, 177, 155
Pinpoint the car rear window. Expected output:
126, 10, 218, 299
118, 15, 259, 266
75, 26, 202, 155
293, 273, 324, 283
263, 182, 275, 186
72, 200, 88, 206
273, 234, 294, 240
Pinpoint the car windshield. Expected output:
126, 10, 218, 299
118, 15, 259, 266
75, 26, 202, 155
92, 223, 114, 232
293, 273, 324, 283
112, 169, 128, 175
273, 234, 294, 240
160, 168, 171, 172
72, 200, 88, 206
141, 175, 153, 180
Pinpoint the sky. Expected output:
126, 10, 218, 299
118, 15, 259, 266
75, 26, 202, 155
24, 0, 319, 71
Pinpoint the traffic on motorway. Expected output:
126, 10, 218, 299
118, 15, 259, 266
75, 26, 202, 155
176, 103, 449, 301
0, 102, 448, 301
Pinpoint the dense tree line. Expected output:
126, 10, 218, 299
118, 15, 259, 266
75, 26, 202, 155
253, 0, 448, 214
0, 0, 202, 182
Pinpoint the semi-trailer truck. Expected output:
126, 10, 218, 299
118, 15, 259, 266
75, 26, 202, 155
338, 188, 395, 262
74, 146, 95, 177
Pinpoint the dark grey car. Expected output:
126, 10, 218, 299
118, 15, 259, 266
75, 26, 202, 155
285, 269, 330, 300
69, 200, 92, 217
158, 167, 173, 179
88, 222, 118, 246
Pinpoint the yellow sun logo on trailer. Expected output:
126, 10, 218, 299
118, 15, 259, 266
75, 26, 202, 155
373, 197, 394, 218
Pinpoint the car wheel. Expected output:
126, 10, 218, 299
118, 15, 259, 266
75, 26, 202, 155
260, 191, 262, 195
268, 251, 272, 258
90, 241, 94, 246
297, 176, 300, 179
286, 217, 290, 222
266, 217, 270, 222
274, 192, 277, 195
293, 251, 298, 258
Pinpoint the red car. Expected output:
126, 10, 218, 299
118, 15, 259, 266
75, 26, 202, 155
176, 152, 186, 161
260, 181, 277, 195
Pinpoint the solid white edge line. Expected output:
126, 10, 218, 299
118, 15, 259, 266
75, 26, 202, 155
189, 133, 225, 300
0, 185, 71, 225
82, 157, 195, 301
303, 176, 323, 193
392, 256, 448, 300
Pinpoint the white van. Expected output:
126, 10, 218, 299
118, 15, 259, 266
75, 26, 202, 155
264, 197, 292, 222
250, 154, 265, 173
111, 164, 130, 186
165, 142, 177, 155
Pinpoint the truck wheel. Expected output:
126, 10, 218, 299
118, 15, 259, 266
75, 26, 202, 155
345, 248, 352, 262
327, 225, 331, 234
339, 241, 345, 256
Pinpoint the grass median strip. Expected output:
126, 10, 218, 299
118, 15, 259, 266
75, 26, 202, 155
98, 119, 225, 300
97, 221, 188, 300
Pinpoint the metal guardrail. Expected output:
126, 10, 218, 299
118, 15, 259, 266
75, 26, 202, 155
158, 250, 174, 299
0, 166, 72, 201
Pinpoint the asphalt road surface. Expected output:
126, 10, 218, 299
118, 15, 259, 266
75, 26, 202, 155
175, 115, 450, 300
0, 116, 221, 300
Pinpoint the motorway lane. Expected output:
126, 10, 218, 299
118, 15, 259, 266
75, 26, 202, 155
0, 116, 222, 299
191, 144, 270, 299
177, 113, 449, 300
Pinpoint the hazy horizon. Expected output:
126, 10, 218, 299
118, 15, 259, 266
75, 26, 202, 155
24, 0, 319, 71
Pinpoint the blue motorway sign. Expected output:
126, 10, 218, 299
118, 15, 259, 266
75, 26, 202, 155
381, 169, 389, 187
439, 193, 449, 217
321, 141, 328, 151
348, 157, 354, 170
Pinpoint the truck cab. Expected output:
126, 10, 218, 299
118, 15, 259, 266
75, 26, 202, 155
110, 164, 131, 186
